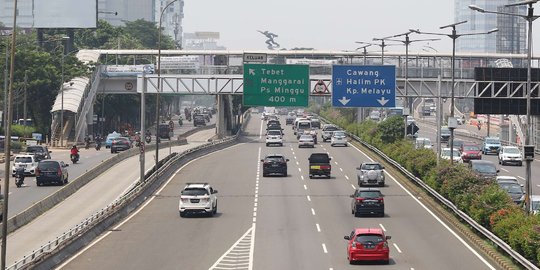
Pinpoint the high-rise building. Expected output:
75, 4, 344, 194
454, 0, 526, 54
155, 0, 184, 47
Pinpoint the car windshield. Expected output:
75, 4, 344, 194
464, 145, 480, 151
268, 130, 281, 135
182, 188, 208, 196
265, 156, 285, 162
115, 138, 129, 142
486, 139, 500, 144
504, 148, 520, 154
26, 146, 44, 153
499, 183, 523, 194
441, 128, 450, 135
107, 134, 120, 140
310, 154, 330, 163
442, 149, 460, 157
194, 115, 204, 120
361, 164, 382, 170
298, 122, 311, 129
355, 234, 384, 244
324, 126, 338, 131
333, 131, 345, 137
38, 161, 59, 170
473, 163, 497, 173
15, 157, 32, 163
300, 135, 313, 140
357, 191, 382, 198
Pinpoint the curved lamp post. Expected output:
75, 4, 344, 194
410, 22, 498, 165
155, 0, 179, 171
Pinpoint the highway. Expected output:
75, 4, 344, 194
2, 117, 214, 218
414, 100, 540, 196
58, 115, 500, 270
4, 127, 217, 267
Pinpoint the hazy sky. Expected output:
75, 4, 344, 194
183, 0, 459, 53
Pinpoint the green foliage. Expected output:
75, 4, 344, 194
11, 125, 36, 137
378, 116, 404, 144
490, 208, 529, 242
123, 19, 175, 49
468, 184, 514, 228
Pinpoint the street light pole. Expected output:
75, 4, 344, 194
411, 23, 497, 164
469, 1, 539, 214
1, 0, 17, 267
59, 37, 69, 147
156, 0, 179, 171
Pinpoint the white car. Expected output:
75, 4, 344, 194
330, 131, 348, 146
298, 134, 315, 148
266, 130, 283, 146
441, 148, 462, 163
179, 183, 218, 217
496, 176, 520, 184
415, 137, 433, 149
531, 195, 540, 215
12, 154, 39, 176
498, 146, 523, 166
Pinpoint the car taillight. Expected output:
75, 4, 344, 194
381, 242, 389, 249
351, 242, 357, 248
377, 198, 384, 204
58, 168, 62, 176
181, 198, 189, 202
320, 165, 331, 170
35, 168, 40, 176
200, 198, 209, 202
356, 198, 364, 203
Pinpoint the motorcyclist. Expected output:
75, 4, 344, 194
15, 167, 25, 187
84, 135, 91, 149
70, 145, 79, 159
95, 134, 102, 149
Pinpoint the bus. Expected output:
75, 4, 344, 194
387, 107, 404, 117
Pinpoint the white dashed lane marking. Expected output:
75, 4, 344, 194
301, 175, 304, 180
345, 175, 349, 180
307, 195, 311, 201
500, 168, 509, 172
316, 223, 321, 232
322, 243, 328, 254
339, 168, 343, 172
311, 208, 316, 215
518, 176, 526, 180
393, 243, 403, 253
379, 224, 386, 232
351, 184, 356, 189
304, 184, 308, 190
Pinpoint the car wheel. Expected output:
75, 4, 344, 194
179, 211, 185, 217
213, 203, 218, 215
354, 210, 361, 217
383, 260, 390, 265
379, 182, 385, 187
283, 170, 287, 177
380, 212, 385, 217
309, 175, 313, 179
36, 181, 41, 186
520, 162, 523, 166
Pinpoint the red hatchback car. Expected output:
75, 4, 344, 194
460, 143, 482, 162
344, 228, 391, 264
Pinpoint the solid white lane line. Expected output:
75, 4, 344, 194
500, 168, 509, 172
322, 243, 328, 253
393, 243, 402, 253
334, 161, 339, 165
307, 195, 311, 201
304, 184, 307, 190
311, 208, 316, 215
316, 223, 321, 232
345, 175, 349, 180
350, 143, 374, 162
379, 223, 387, 232
352, 146, 495, 269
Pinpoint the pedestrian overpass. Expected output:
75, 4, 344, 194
51, 49, 540, 147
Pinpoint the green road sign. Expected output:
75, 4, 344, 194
243, 64, 309, 107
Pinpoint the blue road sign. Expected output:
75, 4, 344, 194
332, 65, 396, 108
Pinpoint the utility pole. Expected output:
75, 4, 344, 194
23, 71, 27, 135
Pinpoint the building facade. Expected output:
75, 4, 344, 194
454, 0, 526, 54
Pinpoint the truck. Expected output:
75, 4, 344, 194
308, 153, 332, 179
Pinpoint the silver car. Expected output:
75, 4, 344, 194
357, 162, 385, 187
298, 134, 315, 148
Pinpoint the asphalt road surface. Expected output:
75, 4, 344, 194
58, 114, 500, 270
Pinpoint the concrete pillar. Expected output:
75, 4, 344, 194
216, 95, 226, 138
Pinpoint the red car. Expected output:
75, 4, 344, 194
460, 143, 482, 162
344, 228, 391, 264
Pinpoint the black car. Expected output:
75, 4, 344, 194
26, 145, 51, 161
193, 114, 206, 127
308, 153, 331, 178
351, 188, 385, 217
111, 137, 132, 153
267, 120, 281, 127
441, 126, 451, 143
469, 160, 499, 180
36, 160, 69, 186
261, 154, 289, 177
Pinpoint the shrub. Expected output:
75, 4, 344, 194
490, 207, 529, 242
11, 125, 36, 137
468, 184, 514, 228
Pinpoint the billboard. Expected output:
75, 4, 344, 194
33, 0, 97, 28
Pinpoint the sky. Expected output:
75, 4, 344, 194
183, 0, 459, 53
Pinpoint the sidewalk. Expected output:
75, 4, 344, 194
4, 129, 216, 267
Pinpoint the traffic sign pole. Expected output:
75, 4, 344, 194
243, 64, 310, 107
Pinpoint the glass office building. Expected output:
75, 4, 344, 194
455, 0, 526, 54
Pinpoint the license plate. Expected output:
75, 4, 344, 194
190, 199, 200, 203
310, 165, 321, 169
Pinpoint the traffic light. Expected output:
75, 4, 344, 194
407, 123, 419, 135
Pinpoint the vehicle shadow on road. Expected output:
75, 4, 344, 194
350, 258, 396, 265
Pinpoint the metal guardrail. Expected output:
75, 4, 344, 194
7, 114, 250, 270
320, 116, 539, 270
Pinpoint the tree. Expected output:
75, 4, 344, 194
122, 19, 175, 49
75, 20, 122, 49
378, 116, 404, 143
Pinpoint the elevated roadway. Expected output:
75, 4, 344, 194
58, 115, 500, 270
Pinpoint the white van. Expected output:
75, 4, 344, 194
296, 120, 312, 138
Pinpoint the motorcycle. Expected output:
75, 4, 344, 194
95, 141, 101, 151
178, 117, 183, 126
14, 167, 24, 188
70, 154, 79, 164
84, 141, 90, 149
145, 134, 152, 144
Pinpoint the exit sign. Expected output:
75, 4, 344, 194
243, 64, 309, 107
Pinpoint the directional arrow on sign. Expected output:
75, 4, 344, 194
378, 97, 389, 106
249, 69, 256, 75
339, 97, 350, 106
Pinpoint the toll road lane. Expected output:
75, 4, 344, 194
4, 130, 216, 267
58, 116, 259, 270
